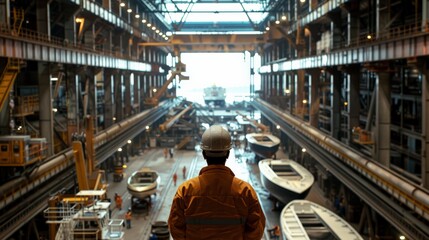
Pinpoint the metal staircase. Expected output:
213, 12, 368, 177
0, 8, 26, 111
12, 8, 25, 35
0, 59, 20, 110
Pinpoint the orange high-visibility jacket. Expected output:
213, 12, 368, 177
125, 211, 132, 220
168, 165, 266, 240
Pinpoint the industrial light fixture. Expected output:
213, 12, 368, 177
302, 148, 306, 152
300, 0, 306, 3
147, 23, 152, 27
367, 34, 372, 39
145, 125, 150, 130
275, 20, 280, 24
127, 8, 132, 13
265, 26, 270, 31
276, 125, 280, 129
127, 140, 132, 144
118, 148, 123, 152
135, 14, 140, 18
302, 99, 308, 104
281, 15, 287, 21
142, 19, 147, 23
120, 2, 125, 7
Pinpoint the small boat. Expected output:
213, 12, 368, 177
127, 168, 161, 199
259, 159, 314, 204
246, 133, 280, 159
281, 200, 363, 240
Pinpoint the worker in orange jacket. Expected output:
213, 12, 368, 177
168, 125, 265, 239
173, 172, 178, 186
115, 193, 122, 210
125, 208, 132, 229
268, 225, 280, 239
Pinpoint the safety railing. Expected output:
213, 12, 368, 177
0, 23, 125, 58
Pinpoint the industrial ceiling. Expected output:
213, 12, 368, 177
136, 0, 287, 53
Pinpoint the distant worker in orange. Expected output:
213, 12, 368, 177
168, 125, 265, 239
173, 172, 178, 186
182, 165, 187, 179
163, 148, 168, 158
125, 208, 132, 229
268, 225, 281, 239
114, 193, 122, 210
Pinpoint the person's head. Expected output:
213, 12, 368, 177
200, 125, 231, 165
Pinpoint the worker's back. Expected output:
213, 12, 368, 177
169, 165, 265, 239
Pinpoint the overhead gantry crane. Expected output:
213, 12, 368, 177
144, 61, 189, 107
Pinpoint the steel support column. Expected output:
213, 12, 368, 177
114, 70, 123, 121
103, 69, 113, 128
309, 69, 320, 128
38, 63, 54, 155
331, 69, 341, 139
375, 71, 391, 166
421, 59, 429, 188
124, 72, 131, 117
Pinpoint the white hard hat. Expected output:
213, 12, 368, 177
200, 125, 231, 157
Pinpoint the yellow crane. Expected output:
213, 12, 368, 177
145, 62, 189, 107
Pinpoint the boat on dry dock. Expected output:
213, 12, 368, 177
281, 200, 363, 240
127, 168, 160, 199
259, 159, 314, 204
246, 133, 280, 159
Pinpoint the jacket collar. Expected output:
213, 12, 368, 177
199, 165, 235, 177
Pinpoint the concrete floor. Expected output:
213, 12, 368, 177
106, 145, 332, 240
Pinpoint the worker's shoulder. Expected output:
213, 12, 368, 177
233, 177, 258, 193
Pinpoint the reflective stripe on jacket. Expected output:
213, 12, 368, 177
168, 165, 266, 240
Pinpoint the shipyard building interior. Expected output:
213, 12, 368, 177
0, 0, 428, 239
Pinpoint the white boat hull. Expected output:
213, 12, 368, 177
281, 200, 363, 240
259, 159, 314, 204
246, 133, 280, 159
127, 168, 160, 199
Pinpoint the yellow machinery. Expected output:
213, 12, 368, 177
72, 140, 107, 191
72, 116, 107, 191
144, 62, 189, 107
352, 127, 374, 145
0, 135, 47, 166
46, 121, 110, 239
